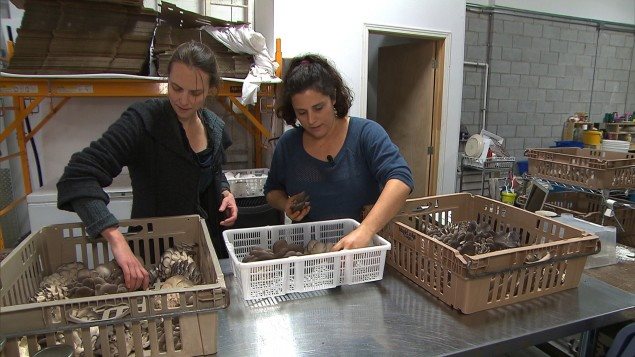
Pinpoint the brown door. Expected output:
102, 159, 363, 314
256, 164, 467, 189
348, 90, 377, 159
377, 41, 436, 198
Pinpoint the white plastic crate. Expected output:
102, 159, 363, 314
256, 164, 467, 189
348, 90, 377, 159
223, 168, 269, 198
223, 219, 391, 300
462, 154, 516, 169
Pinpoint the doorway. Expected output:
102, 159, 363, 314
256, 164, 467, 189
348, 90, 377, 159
364, 26, 446, 198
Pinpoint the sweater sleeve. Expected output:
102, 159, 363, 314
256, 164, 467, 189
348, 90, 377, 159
361, 119, 414, 192
71, 198, 119, 238
57, 102, 146, 222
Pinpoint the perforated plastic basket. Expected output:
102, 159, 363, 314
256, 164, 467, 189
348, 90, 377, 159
525, 148, 635, 189
462, 154, 516, 170
223, 168, 268, 198
0, 215, 228, 357
223, 219, 391, 300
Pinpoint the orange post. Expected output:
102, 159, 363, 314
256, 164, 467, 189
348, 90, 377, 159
7, 40, 15, 61
16, 97, 33, 196
275, 38, 282, 78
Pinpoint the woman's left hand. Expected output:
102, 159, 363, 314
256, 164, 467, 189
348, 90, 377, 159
219, 191, 238, 226
332, 224, 374, 251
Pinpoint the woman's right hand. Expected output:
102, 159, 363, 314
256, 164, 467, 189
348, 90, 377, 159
101, 227, 149, 291
285, 192, 310, 221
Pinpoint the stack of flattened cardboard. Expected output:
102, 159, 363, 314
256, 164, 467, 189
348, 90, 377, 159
7, 0, 156, 74
154, 2, 253, 79
6, 0, 59, 72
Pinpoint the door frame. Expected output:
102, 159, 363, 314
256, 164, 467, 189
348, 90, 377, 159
361, 23, 452, 196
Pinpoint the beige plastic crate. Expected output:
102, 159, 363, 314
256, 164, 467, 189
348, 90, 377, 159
0, 215, 228, 357
525, 147, 635, 190
376, 193, 599, 314
517, 191, 635, 246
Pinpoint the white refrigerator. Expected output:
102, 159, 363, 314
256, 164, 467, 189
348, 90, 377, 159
27, 174, 133, 233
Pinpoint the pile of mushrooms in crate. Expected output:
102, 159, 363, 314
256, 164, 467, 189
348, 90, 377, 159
418, 220, 521, 255
28, 243, 201, 356
241, 238, 337, 262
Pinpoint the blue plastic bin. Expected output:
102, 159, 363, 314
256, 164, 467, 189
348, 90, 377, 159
553, 141, 584, 148
516, 160, 528, 175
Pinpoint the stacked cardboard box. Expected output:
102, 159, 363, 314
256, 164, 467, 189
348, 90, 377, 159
154, 25, 253, 78
154, 2, 253, 79
7, 0, 254, 78
7, 0, 156, 74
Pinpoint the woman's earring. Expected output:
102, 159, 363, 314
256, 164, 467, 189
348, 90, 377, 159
333, 106, 337, 116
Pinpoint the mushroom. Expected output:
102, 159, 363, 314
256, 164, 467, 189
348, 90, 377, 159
309, 241, 326, 254
169, 259, 202, 284
31, 284, 69, 303
287, 243, 304, 253
156, 276, 195, 309
290, 191, 310, 212
272, 239, 289, 254
157, 244, 199, 281
305, 239, 319, 254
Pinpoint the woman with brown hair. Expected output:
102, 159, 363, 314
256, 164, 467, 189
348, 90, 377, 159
264, 53, 414, 250
57, 41, 238, 290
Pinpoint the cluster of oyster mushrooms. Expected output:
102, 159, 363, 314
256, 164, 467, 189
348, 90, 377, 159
242, 238, 337, 263
30, 243, 200, 356
148, 243, 202, 285
418, 220, 521, 255
32, 261, 127, 303
32, 243, 202, 304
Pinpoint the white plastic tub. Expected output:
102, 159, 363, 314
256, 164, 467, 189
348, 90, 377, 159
223, 168, 268, 198
553, 213, 617, 269
223, 219, 391, 300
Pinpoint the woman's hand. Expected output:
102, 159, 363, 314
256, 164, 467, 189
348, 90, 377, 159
102, 227, 149, 290
219, 190, 238, 226
332, 179, 410, 251
332, 224, 374, 251
285, 191, 310, 221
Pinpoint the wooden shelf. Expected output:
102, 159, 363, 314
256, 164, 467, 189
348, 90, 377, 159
0, 76, 276, 98
607, 132, 635, 136
604, 122, 635, 131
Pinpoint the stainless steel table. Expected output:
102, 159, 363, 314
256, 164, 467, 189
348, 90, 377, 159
216, 261, 634, 356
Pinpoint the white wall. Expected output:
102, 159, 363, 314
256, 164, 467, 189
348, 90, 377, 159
469, 0, 635, 25
1, 1, 22, 53
35, 98, 144, 184
273, 0, 467, 195
254, 0, 275, 58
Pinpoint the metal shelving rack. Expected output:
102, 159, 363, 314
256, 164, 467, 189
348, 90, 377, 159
527, 176, 633, 233
523, 146, 635, 238
458, 155, 515, 196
